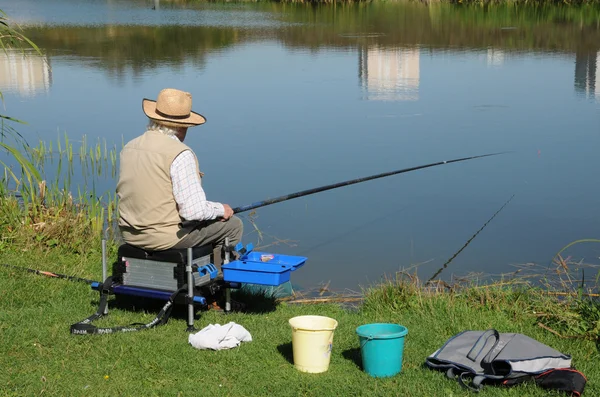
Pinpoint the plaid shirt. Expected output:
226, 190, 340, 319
171, 147, 225, 221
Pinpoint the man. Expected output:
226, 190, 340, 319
116, 88, 243, 269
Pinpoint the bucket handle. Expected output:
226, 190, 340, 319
360, 335, 374, 349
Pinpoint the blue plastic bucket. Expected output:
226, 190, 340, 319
356, 323, 408, 378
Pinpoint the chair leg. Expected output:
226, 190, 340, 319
224, 238, 231, 313
186, 247, 195, 331
101, 239, 109, 315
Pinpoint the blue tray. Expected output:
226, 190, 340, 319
240, 252, 307, 271
222, 260, 293, 286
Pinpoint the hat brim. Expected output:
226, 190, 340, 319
142, 98, 206, 127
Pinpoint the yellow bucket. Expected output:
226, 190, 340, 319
289, 315, 338, 373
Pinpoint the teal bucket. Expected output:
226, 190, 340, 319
356, 323, 408, 378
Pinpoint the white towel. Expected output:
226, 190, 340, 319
188, 322, 252, 350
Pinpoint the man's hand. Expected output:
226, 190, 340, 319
221, 204, 234, 221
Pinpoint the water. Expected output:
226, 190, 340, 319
1, 1, 599, 291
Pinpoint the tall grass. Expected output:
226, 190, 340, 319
1, 133, 120, 253
0, 8, 44, 207
362, 247, 600, 341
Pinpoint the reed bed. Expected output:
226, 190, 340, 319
268, 232, 597, 341
185, 0, 600, 5
274, 251, 600, 341
354, 248, 600, 341
1, 133, 120, 253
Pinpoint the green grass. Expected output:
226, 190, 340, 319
2, 4, 599, 393
1, 247, 599, 396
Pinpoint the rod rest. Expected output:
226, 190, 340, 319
117, 243, 213, 263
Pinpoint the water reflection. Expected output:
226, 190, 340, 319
486, 48, 505, 67
1, 2, 599, 289
359, 46, 420, 102
575, 50, 599, 101
0, 50, 51, 97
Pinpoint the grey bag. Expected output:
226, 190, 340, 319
425, 329, 576, 392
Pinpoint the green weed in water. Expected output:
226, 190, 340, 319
1, 132, 121, 253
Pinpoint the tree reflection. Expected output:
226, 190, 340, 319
575, 50, 599, 100
15, 3, 600, 101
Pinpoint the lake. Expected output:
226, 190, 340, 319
1, 0, 599, 292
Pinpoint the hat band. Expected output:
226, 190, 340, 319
155, 108, 191, 120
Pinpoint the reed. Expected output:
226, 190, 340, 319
0, 8, 44, 198
1, 133, 121, 253
185, 0, 600, 5
359, 247, 600, 341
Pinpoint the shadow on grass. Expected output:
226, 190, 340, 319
277, 344, 363, 368
277, 342, 294, 365
342, 347, 363, 369
87, 286, 279, 320
231, 287, 278, 314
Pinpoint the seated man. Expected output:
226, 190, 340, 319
116, 88, 243, 270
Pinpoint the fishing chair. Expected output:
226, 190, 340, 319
71, 238, 239, 335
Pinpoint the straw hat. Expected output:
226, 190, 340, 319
142, 88, 206, 128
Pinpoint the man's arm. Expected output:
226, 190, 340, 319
171, 150, 225, 221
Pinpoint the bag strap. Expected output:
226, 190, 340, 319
467, 329, 500, 364
70, 276, 186, 335
449, 329, 501, 391
457, 372, 487, 392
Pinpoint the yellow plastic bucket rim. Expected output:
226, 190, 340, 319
289, 315, 338, 331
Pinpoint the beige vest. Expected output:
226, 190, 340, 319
116, 130, 199, 250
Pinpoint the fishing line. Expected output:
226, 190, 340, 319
426, 194, 516, 284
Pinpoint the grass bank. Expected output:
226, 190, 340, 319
1, 150, 600, 394
1, 241, 599, 396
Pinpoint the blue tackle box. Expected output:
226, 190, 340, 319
222, 245, 306, 286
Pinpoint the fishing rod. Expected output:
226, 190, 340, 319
180, 152, 507, 228
1, 263, 98, 285
425, 194, 516, 284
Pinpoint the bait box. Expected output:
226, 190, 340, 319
222, 253, 307, 286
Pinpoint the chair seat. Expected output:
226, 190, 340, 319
117, 243, 213, 263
